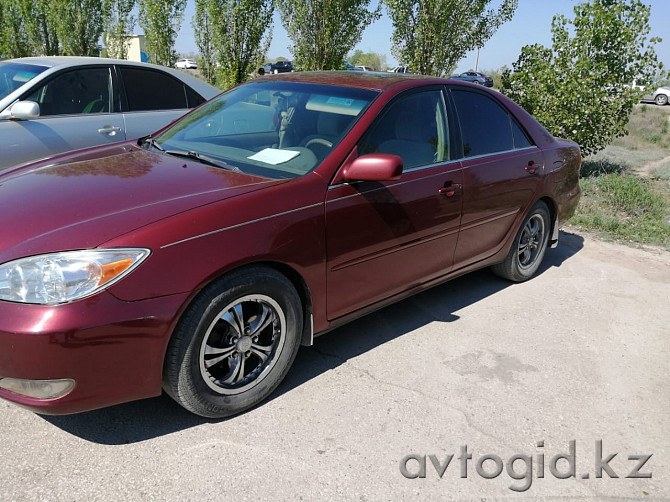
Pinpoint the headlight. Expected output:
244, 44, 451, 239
0, 248, 150, 305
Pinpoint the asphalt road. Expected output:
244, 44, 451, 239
1, 231, 668, 501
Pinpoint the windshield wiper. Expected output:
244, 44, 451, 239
138, 135, 164, 152
164, 149, 240, 172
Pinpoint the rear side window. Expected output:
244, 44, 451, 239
451, 90, 531, 157
119, 67, 188, 111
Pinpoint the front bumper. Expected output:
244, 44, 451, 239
0, 290, 189, 414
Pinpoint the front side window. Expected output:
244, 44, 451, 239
23, 67, 112, 116
359, 90, 449, 169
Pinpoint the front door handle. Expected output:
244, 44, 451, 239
439, 182, 462, 198
98, 126, 122, 136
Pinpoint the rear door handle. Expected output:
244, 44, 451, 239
439, 182, 462, 198
98, 126, 122, 136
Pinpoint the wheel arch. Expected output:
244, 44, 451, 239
178, 260, 315, 349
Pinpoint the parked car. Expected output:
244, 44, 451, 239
639, 85, 670, 106
389, 66, 412, 74
450, 71, 494, 87
356, 66, 374, 71
0, 71, 581, 418
175, 58, 198, 69
343, 61, 363, 71
0, 57, 220, 170
259, 61, 293, 75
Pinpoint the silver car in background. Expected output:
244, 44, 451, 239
640, 85, 670, 106
0, 57, 220, 170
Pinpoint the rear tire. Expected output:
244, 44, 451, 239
655, 94, 668, 106
491, 201, 551, 282
163, 267, 302, 418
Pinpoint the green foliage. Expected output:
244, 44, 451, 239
138, 0, 187, 66
570, 174, 670, 247
1, 0, 109, 58
348, 49, 388, 71
19, 0, 61, 55
104, 0, 137, 59
386, 0, 517, 76
276, 0, 381, 71
53, 0, 110, 56
192, 0, 217, 84
0, 0, 32, 58
196, 0, 273, 89
501, 0, 664, 157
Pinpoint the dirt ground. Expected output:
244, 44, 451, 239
0, 230, 668, 501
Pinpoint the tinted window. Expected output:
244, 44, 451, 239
185, 86, 206, 108
119, 67, 188, 111
24, 67, 112, 116
452, 90, 513, 157
511, 119, 532, 149
359, 90, 449, 169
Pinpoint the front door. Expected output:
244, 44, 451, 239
325, 89, 463, 320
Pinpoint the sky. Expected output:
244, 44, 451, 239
174, 0, 670, 73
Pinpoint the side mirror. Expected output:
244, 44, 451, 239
342, 153, 403, 182
9, 101, 40, 120
258, 67, 265, 76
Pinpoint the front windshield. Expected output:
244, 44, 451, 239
154, 81, 378, 179
0, 62, 48, 101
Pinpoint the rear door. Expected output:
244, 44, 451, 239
325, 88, 463, 320
117, 66, 205, 139
448, 87, 543, 269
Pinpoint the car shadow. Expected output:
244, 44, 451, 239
40, 231, 584, 444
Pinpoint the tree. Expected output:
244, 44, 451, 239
501, 0, 664, 156
276, 0, 381, 70
54, 0, 110, 56
104, 0, 136, 59
386, 0, 517, 76
0, 0, 32, 58
192, 0, 217, 84
19, 0, 60, 55
195, 0, 272, 89
348, 49, 387, 71
138, 0, 187, 66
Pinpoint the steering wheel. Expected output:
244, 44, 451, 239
304, 138, 333, 149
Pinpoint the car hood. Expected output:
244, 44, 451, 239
0, 144, 282, 262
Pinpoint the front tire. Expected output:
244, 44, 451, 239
655, 94, 668, 106
163, 267, 303, 418
491, 201, 551, 282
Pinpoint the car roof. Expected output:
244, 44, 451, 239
253, 70, 448, 92
3, 56, 220, 100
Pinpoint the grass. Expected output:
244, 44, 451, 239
568, 105, 670, 248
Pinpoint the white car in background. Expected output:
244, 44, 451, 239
175, 58, 198, 69
640, 85, 670, 106
0, 56, 219, 170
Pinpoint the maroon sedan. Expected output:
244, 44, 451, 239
0, 72, 581, 418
